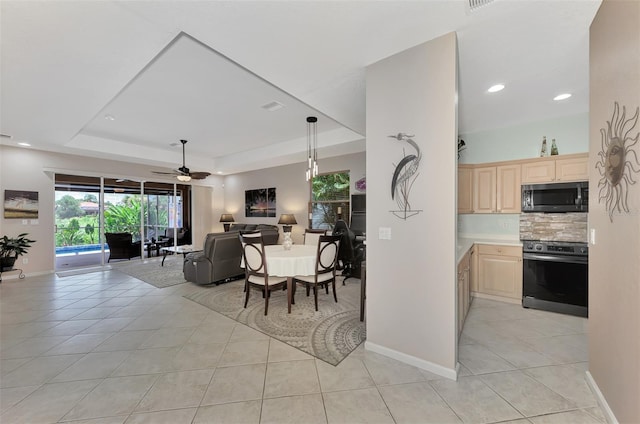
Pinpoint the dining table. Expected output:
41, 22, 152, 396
264, 244, 318, 313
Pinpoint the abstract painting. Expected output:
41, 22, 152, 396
4, 190, 39, 219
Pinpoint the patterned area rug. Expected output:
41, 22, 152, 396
184, 278, 366, 365
112, 256, 187, 288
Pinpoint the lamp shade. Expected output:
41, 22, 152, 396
219, 214, 235, 223
277, 214, 297, 225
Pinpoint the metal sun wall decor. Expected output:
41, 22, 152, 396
389, 133, 423, 220
596, 102, 640, 222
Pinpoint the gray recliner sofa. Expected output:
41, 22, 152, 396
183, 224, 279, 285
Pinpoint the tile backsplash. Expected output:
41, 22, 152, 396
519, 213, 588, 242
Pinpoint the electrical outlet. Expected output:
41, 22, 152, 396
22, 257, 28, 264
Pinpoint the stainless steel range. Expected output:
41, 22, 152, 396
522, 240, 588, 317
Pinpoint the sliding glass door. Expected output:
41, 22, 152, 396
54, 175, 104, 270
54, 174, 191, 270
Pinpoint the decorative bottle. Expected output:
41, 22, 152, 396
550, 139, 559, 155
283, 232, 293, 250
540, 136, 548, 157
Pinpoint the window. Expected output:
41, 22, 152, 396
309, 171, 350, 230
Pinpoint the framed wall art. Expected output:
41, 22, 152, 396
4, 190, 39, 219
245, 187, 276, 218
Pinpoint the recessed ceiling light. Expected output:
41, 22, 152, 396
104, 114, 115, 121
18, 142, 31, 147
487, 84, 505, 93
553, 93, 572, 101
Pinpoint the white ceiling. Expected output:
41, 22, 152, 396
0, 0, 601, 176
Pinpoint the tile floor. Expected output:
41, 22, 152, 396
0, 270, 605, 423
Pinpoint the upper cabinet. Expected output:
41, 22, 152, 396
473, 166, 496, 213
555, 155, 589, 182
458, 165, 474, 214
521, 159, 555, 183
472, 164, 521, 214
458, 153, 588, 214
521, 153, 589, 183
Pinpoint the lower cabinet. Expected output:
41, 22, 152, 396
476, 244, 523, 301
457, 249, 472, 338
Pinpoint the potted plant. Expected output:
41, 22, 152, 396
0, 233, 35, 271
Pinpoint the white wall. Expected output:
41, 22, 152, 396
0, 145, 223, 276
459, 112, 589, 164
366, 33, 458, 378
588, 1, 640, 422
222, 152, 365, 245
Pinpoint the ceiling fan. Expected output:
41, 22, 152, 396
152, 139, 211, 181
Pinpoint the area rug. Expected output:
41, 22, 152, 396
112, 256, 187, 288
184, 278, 366, 365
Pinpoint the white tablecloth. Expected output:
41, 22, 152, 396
264, 244, 317, 277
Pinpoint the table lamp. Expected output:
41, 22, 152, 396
277, 214, 297, 233
220, 214, 235, 232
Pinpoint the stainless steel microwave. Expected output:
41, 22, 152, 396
522, 182, 589, 213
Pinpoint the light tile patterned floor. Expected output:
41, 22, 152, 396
0, 270, 605, 423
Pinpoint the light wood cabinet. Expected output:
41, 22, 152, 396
459, 153, 587, 213
472, 164, 521, 213
457, 249, 472, 337
555, 156, 589, 182
458, 165, 474, 214
476, 244, 522, 301
522, 159, 555, 183
496, 164, 521, 213
521, 154, 588, 183
473, 166, 496, 213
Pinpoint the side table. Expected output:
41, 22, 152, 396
160, 245, 200, 266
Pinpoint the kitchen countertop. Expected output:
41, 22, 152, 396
457, 236, 522, 263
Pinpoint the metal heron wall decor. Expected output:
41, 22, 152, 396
389, 133, 423, 220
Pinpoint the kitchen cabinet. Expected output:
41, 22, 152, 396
476, 244, 522, 302
457, 248, 472, 337
521, 153, 588, 183
555, 156, 589, 181
458, 165, 474, 214
521, 158, 555, 184
473, 164, 521, 213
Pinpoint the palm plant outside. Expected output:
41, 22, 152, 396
55, 194, 170, 247
311, 172, 350, 229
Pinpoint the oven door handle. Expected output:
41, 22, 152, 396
523, 253, 588, 264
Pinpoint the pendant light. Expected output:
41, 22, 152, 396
306, 116, 318, 181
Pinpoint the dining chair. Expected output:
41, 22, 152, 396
293, 235, 341, 311
304, 228, 327, 246
239, 233, 287, 315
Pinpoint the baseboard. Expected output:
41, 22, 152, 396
585, 371, 619, 424
471, 291, 521, 305
364, 341, 457, 381
0, 269, 53, 281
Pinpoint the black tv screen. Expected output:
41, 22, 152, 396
350, 212, 366, 236
351, 194, 366, 213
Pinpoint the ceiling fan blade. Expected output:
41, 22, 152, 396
189, 172, 211, 180
151, 170, 179, 176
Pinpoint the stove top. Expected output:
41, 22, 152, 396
522, 240, 588, 256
